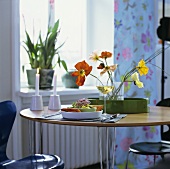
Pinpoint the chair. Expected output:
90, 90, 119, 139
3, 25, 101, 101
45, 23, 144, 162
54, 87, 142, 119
125, 98, 170, 169
0, 100, 64, 169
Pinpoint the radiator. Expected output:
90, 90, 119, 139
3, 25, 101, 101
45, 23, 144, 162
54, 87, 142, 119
36, 123, 100, 169
7, 114, 104, 169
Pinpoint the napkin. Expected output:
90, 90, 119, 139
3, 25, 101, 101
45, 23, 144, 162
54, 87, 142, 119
37, 113, 127, 123
61, 114, 127, 122
101, 114, 127, 123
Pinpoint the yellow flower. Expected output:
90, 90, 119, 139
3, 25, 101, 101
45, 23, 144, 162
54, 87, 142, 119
135, 80, 144, 88
131, 72, 144, 88
136, 59, 149, 76
131, 72, 139, 81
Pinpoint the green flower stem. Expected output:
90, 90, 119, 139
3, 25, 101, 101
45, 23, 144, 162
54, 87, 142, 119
90, 74, 103, 86
149, 62, 170, 76
107, 67, 137, 100
145, 45, 170, 64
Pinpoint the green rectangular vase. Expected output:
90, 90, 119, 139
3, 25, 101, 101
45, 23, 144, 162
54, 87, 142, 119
89, 98, 149, 114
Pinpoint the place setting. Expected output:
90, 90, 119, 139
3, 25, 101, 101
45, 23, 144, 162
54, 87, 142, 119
34, 97, 127, 123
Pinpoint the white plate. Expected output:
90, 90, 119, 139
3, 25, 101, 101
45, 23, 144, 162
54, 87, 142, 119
61, 111, 102, 120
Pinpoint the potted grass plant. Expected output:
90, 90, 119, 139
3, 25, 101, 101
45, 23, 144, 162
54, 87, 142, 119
23, 19, 68, 89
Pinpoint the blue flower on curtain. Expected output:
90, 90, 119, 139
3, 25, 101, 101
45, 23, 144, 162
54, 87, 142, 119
112, 1, 161, 169
141, 30, 153, 52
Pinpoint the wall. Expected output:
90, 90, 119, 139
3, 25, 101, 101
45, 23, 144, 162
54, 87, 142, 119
0, 0, 20, 102
0, 0, 12, 101
0, 0, 21, 160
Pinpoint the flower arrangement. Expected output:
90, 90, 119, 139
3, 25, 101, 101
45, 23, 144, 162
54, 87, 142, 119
71, 46, 170, 100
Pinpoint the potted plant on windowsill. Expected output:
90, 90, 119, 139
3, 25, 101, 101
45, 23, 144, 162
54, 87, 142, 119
23, 19, 68, 89
61, 69, 79, 88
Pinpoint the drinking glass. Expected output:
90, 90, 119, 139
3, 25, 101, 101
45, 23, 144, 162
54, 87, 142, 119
113, 82, 124, 100
96, 78, 114, 114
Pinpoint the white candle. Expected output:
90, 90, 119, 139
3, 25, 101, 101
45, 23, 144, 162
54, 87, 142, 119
35, 68, 40, 95
53, 73, 57, 95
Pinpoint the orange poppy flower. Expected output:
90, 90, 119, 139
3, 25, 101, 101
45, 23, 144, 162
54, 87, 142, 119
72, 60, 92, 86
99, 51, 112, 59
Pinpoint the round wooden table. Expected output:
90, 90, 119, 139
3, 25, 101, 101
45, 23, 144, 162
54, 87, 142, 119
20, 106, 170, 169
20, 106, 170, 127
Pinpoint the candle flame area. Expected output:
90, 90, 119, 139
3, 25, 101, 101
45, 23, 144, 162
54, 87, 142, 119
37, 68, 39, 74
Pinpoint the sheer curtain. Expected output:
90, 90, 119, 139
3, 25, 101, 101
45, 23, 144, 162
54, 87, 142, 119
112, 1, 161, 168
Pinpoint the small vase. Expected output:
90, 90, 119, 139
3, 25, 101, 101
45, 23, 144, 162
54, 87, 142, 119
111, 82, 124, 100
61, 69, 79, 88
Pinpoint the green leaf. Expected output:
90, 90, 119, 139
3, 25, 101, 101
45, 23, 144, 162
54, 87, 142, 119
22, 65, 25, 73
52, 20, 59, 33
61, 60, 68, 72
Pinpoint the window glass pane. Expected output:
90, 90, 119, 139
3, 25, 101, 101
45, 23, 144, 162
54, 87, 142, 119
54, 0, 87, 76
20, 0, 114, 87
20, 0, 48, 86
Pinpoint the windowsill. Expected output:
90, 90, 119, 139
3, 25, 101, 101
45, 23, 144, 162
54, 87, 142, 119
18, 86, 99, 98
18, 86, 100, 109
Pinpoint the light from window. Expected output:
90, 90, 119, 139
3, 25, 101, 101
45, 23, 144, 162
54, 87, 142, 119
20, 0, 114, 87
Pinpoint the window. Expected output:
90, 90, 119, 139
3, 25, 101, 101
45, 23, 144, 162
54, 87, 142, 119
20, 0, 114, 87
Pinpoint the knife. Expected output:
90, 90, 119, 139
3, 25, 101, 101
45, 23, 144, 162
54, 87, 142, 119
42, 112, 61, 118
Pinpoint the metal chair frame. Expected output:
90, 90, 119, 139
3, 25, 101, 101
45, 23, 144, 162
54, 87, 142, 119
0, 100, 64, 169
125, 98, 170, 169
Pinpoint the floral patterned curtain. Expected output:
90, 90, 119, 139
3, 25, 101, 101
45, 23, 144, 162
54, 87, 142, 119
114, 0, 158, 104
112, 1, 161, 168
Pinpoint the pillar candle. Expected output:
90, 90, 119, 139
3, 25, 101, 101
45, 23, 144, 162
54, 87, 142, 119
53, 73, 57, 95
35, 68, 40, 95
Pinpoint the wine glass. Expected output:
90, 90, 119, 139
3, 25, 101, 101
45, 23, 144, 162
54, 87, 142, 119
96, 77, 114, 114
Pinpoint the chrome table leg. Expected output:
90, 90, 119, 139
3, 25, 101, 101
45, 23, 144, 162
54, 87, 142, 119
98, 127, 103, 169
106, 127, 116, 169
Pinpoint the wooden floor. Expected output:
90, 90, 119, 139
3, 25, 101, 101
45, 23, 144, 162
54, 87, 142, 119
77, 163, 103, 169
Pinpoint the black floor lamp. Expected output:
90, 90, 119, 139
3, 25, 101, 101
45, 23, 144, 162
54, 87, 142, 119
157, 0, 170, 100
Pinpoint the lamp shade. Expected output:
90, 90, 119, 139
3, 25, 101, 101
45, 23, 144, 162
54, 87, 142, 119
157, 17, 170, 41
